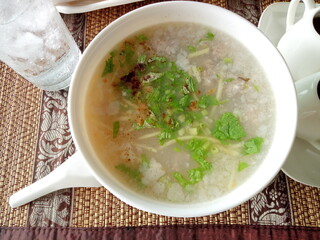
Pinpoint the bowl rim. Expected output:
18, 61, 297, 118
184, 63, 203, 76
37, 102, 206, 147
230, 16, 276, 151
68, 1, 297, 217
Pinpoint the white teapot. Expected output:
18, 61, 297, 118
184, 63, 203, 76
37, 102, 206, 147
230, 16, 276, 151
277, 0, 320, 151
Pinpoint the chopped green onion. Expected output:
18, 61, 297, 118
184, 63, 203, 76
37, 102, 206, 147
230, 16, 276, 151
188, 48, 209, 58
197, 66, 203, 72
186, 77, 196, 93
211, 146, 219, 154
113, 121, 120, 138
191, 65, 202, 83
223, 57, 233, 64
188, 128, 198, 136
173, 172, 189, 188
187, 45, 197, 52
224, 78, 234, 82
178, 128, 185, 136
201, 110, 208, 116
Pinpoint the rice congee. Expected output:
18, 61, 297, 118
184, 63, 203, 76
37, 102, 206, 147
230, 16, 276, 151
85, 23, 275, 203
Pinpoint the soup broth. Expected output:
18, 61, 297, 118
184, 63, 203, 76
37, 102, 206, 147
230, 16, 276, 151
85, 23, 275, 202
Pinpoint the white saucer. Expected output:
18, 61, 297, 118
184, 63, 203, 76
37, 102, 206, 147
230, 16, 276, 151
54, 0, 144, 14
259, 2, 320, 188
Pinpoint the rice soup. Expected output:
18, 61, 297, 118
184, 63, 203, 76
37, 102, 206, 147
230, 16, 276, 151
85, 22, 275, 203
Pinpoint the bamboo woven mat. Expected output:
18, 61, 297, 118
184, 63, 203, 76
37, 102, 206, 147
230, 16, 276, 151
0, 0, 320, 230
0, 64, 42, 227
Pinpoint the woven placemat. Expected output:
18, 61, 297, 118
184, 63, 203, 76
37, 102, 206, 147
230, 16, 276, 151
0, 64, 42, 226
288, 179, 320, 226
1, 0, 320, 229
84, 0, 227, 48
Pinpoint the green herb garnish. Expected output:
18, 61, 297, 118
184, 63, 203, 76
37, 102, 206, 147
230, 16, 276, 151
120, 42, 134, 65
187, 45, 197, 52
113, 121, 120, 138
137, 54, 147, 64
224, 78, 235, 82
212, 112, 246, 141
223, 57, 233, 64
141, 153, 150, 168
102, 51, 117, 76
186, 138, 212, 170
206, 32, 215, 40
106, 33, 266, 190
186, 76, 196, 93
197, 95, 221, 109
115, 164, 144, 186
136, 34, 148, 42
238, 161, 249, 172
243, 137, 264, 155
199, 31, 215, 42
116, 52, 204, 144
173, 172, 190, 188
173, 167, 207, 188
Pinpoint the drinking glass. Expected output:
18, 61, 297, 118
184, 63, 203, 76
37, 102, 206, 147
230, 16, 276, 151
0, 0, 80, 91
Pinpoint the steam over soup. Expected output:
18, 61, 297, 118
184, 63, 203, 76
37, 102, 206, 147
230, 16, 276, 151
85, 23, 275, 202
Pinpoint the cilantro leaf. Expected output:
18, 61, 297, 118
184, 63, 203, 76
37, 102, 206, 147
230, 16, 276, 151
186, 138, 212, 170
199, 32, 215, 42
238, 161, 249, 172
136, 34, 148, 42
102, 52, 116, 76
212, 112, 246, 141
115, 164, 143, 185
243, 137, 264, 155
173, 167, 207, 188
197, 95, 221, 109
206, 32, 215, 40
172, 138, 214, 188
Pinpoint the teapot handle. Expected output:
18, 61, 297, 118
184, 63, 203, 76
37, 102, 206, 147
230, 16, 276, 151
9, 151, 102, 208
286, 0, 316, 31
295, 71, 320, 149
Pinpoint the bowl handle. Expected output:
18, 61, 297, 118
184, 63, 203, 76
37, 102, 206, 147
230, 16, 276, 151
9, 151, 102, 208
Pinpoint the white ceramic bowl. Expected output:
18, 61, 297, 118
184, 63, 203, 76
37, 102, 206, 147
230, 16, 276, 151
68, 1, 297, 217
